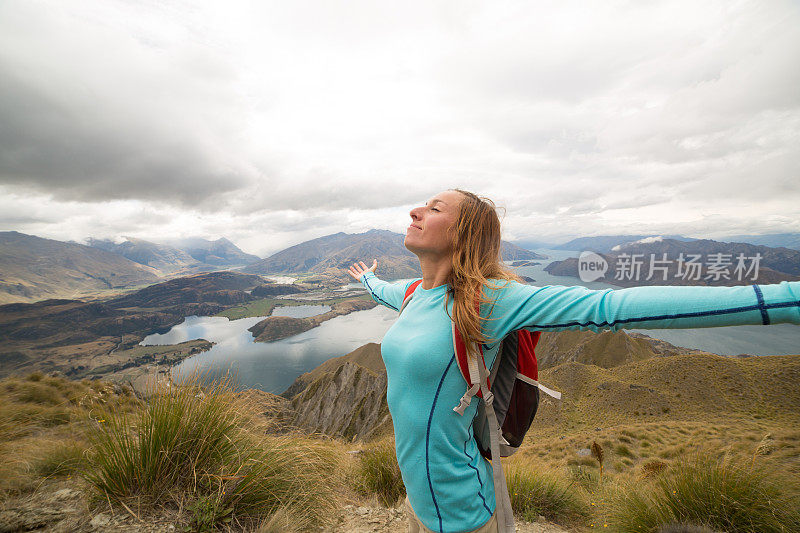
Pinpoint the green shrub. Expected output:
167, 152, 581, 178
352, 438, 405, 506
608, 449, 800, 532
183, 493, 234, 532
505, 463, 589, 523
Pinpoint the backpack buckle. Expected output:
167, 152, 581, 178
452, 383, 480, 416
483, 390, 494, 407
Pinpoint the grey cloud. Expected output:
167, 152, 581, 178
225, 169, 449, 214
0, 4, 257, 209
0, 66, 255, 208
0, 215, 53, 227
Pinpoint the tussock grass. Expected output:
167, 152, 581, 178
0, 371, 141, 497
614, 443, 635, 458
83, 370, 339, 530
505, 461, 589, 524
0, 374, 137, 443
31, 438, 87, 477
351, 437, 405, 507
567, 455, 596, 468
567, 464, 605, 492
607, 447, 800, 533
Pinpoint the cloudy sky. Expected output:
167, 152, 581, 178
1, 0, 798, 257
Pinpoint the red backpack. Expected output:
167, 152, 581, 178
399, 279, 562, 533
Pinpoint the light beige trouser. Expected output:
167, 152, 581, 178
404, 496, 498, 533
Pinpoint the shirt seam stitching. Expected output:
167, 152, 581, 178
521, 300, 799, 330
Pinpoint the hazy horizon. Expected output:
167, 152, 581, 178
5, 227, 800, 260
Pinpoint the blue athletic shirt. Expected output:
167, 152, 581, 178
360, 272, 800, 533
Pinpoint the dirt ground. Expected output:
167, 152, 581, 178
326, 504, 574, 533
0, 479, 576, 533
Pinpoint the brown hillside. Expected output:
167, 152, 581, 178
0, 231, 161, 304
534, 352, 800, 430
535, 329, 709, 370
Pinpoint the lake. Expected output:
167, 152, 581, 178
142, 304, 398, 394
514, 249, 800, 357
143, 249, 800, 394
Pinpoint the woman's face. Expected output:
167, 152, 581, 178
404, 190, 464, 257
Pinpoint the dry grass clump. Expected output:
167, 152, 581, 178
505, 461, 589, 525
0, 371, 140, 496
350, 437, 405, 507
606, 447, 800, 533
639, 459, 668, 479
83, 370, 339, 531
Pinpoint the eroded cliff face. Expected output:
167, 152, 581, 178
288, 361, 391, 442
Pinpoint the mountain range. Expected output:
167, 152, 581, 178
550, 233, 800, 253
719, 233, 800, 251
0, 231, 161, 305
552, 234, 698, 253
86, 236, 260, 273
545, 237, 800, 286
5, 228, 800, 305
243, 228, 545, 280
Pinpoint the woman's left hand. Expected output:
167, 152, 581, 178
348, 259, 378, 281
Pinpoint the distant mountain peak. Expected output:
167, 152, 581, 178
243, 228, 544, 279
612, 235, 664, 251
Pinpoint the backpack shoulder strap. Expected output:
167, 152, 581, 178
398, 279, 423, 314
514, 329, 562, 400
476, 342, 516, 533
452, 321, 490, 415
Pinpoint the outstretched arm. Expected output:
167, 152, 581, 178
482, 280, 800, 342
348, 260, 413, 312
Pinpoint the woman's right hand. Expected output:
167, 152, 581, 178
348, 259, 378, 281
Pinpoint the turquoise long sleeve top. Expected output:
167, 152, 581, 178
359, 272, 800, 533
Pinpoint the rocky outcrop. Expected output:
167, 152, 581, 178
249, 299, 378, 342
281, 343, 384, 399
280, 343, 391, 441
289, 361, 390, 441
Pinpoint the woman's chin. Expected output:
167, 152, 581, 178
403, 237, 421, 254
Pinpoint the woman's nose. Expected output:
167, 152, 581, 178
409, 206, 423, 220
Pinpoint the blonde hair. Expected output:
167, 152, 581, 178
445, 189, 521, 355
